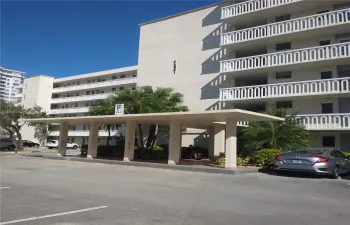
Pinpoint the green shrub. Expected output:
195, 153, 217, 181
251, 149, 281, 167
212, 153, 250, 167
217, 157, 225, 166
343, 152, 350, 157
80, 144, 124, 158
134, 147, 168, 160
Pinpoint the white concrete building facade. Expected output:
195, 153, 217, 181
17, 0, 350, 151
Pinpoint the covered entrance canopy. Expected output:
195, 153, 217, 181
22, 109, 284, 168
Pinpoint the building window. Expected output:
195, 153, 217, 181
101, 91, 104, 94
102, 79, 105, 82
112, 76, 116, 80
275, 14, 290, 22
322, 136, 335, 147
74, 103, 78, 107
321, 71, 332, 79
276, 101, 292, 109
120, 87, 124, 90
112, 88, 116, 91
97, 78, 101, 82
91, 90, 95, 95
275, 71, 292, 79
121, 75, 125, 78
132, 75, 136, 77
86, 91, 90, 95
173, 61, 177, 74
321, 103, 333, 114
319, 40, 330, 46
87, 80, 91, 83
276, 42, 291, 51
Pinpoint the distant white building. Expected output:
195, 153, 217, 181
0, 67, 24, 102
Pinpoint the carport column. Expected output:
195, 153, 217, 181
208, 127, 215, 157
225, 117, 237, 169
87, 123, 99, 159
58, 122, 69, 157
123, 121, 136, 162
168, 120, 181, 165
214, 124, 225, 156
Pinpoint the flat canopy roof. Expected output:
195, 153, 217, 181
22, 109, 284, 129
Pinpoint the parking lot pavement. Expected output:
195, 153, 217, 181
1, 155, 350, 225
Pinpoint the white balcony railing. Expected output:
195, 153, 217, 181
220, 42, 350, 73
296, 113, 350, 130
49, 107, 90, 115
52, 77, 137, 93
220, 77, 350, 101
221, 8, 350, 46
221, 0, 301, 20
51, 93, 114, 104
49, 130, 122, 137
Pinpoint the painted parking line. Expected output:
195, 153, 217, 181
0, 206, 108, 225
0, 187, 11, 190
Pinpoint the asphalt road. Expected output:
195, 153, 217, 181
1, 155, 350, 225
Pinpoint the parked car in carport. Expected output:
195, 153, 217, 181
22, 140, 40, 148
47, 140, 79, 149
0, 138, 16, 151
274, 148, 350, 179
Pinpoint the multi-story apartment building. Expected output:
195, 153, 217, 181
0, 67, 24, 102
18, 67, 137, 145
17, 0, 350, 152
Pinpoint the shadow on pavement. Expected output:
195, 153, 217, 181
258, 167, 350, 180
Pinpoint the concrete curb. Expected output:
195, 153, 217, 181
37, 155, 259, 175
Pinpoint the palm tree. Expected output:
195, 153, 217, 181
88, 97, 118, 146
112, 86, 188, 148
112, 86, 154, 147
145, 87, 188, 148
240, 108, 309, 156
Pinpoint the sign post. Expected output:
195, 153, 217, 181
115, 104, 124, 115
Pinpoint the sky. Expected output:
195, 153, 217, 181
1, 0, 219, 78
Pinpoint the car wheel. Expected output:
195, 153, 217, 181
330, 166, 340, 179
73, 145, 78, 149
8, 145, 15, 151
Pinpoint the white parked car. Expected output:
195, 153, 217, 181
47, 140, 79, 149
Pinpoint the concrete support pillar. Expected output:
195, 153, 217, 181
87, 123, 99, 159
208, 127, 215, 157
225, 117, 237, 169
123, 121, 136, 162
168, 121, 181, 165
214, 124, 225, 157
58, 122, 69, 157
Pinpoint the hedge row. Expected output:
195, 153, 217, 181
81, 144, 209, 160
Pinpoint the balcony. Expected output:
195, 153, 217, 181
50, 107, 90, 115
221, 0, 302, 19
220, 42, 350, 74
296, 113, 350, 130
220, 77, 350, 102
52, 77, 137, 93
221, 9, 350, 49
51, 93, 114, 104
49, 130, 122, 137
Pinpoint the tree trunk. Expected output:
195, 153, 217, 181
14, 129, 23, 151
146, 124, 156, 148
106, 125, 111, 146
150, 124, 159, 149
138, 124, 144, 147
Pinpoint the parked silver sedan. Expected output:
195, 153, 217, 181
274, 148, 350, 179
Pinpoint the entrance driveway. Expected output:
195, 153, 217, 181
1, 155, 350, 225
